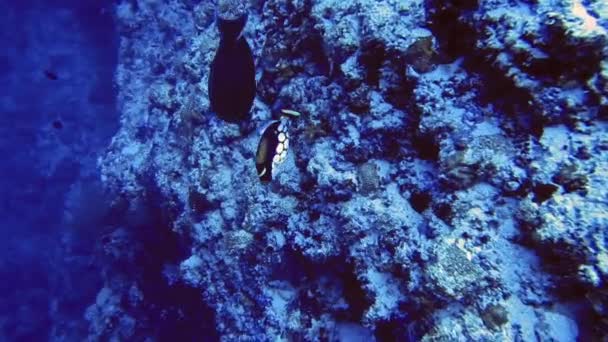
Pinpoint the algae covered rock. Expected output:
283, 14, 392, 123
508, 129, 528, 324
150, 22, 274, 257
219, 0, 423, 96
425, 243, 484, 301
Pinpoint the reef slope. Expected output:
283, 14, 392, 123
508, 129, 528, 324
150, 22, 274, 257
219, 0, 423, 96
95, 0, 608, 340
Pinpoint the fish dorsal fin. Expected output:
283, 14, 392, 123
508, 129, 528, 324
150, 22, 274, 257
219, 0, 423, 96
280, 109, 302, 118
217, 14, 247, 42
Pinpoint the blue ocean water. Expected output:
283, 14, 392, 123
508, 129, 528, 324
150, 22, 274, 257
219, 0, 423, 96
0, 0, 118, 339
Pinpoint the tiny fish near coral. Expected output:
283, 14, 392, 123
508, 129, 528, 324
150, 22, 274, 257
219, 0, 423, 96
44, 69, 58, 80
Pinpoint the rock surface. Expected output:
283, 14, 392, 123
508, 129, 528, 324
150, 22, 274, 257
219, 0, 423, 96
92, 0, 608, 340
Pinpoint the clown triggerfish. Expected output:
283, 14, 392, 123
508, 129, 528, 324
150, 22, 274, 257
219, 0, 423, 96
208, 13, 256, 123
255, 109, 301, 183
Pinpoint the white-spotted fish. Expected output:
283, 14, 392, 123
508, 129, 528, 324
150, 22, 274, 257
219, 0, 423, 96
255, 109, 301, 183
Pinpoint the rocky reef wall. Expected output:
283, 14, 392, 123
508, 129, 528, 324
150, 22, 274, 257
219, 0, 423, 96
93, 0, 607, 340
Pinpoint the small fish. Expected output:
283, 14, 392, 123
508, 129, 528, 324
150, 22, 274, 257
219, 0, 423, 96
52, 120, 63, 129
44, 70, 58, 80
255, 109, 300, 183
208, 13, 255, 123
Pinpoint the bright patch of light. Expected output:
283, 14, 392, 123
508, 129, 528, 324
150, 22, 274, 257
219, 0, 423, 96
572, 0, 600, 34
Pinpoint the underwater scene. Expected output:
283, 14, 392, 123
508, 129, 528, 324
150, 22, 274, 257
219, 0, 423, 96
1, 0, 607, 340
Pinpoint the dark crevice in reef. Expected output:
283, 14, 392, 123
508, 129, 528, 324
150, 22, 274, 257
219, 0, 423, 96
411, 133, 440, 161
529, 240, 587, 289
282, 236, 595, 340
339, 262, 372, 322
258, 1, 331, 106
409, 191, 432, 213
531, 183, 558, 204
517, 219, 608, 341
425, 0, 479, 62
136, 223, 218, 341
515, 223, 594, 313
96, 186, 219, 340
472, 61, 545, 138
375, 317, 422, 342
356, 37, 417, 110
375, 319, 402, 341
275, 250, 373, 324
433, 200, 454, 224
383, 63, 417, 110
425, 0, 547, 139
359, 40, 386, 86
538, 23, 606, 83
301, 32, 332, 77
381, 135, 407, 160
142, 187, 217, 337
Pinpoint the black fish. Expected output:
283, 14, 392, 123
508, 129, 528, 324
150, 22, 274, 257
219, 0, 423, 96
44, 70, 58, 80
208, 14, 256, 123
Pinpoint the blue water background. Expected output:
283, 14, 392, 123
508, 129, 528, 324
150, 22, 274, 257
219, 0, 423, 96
0, 0, 118, 339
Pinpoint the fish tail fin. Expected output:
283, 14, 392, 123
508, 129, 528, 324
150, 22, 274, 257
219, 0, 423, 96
217, 14, 247, 42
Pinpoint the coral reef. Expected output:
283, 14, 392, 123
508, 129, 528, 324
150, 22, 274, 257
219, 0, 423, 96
91, 0, 608, 340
